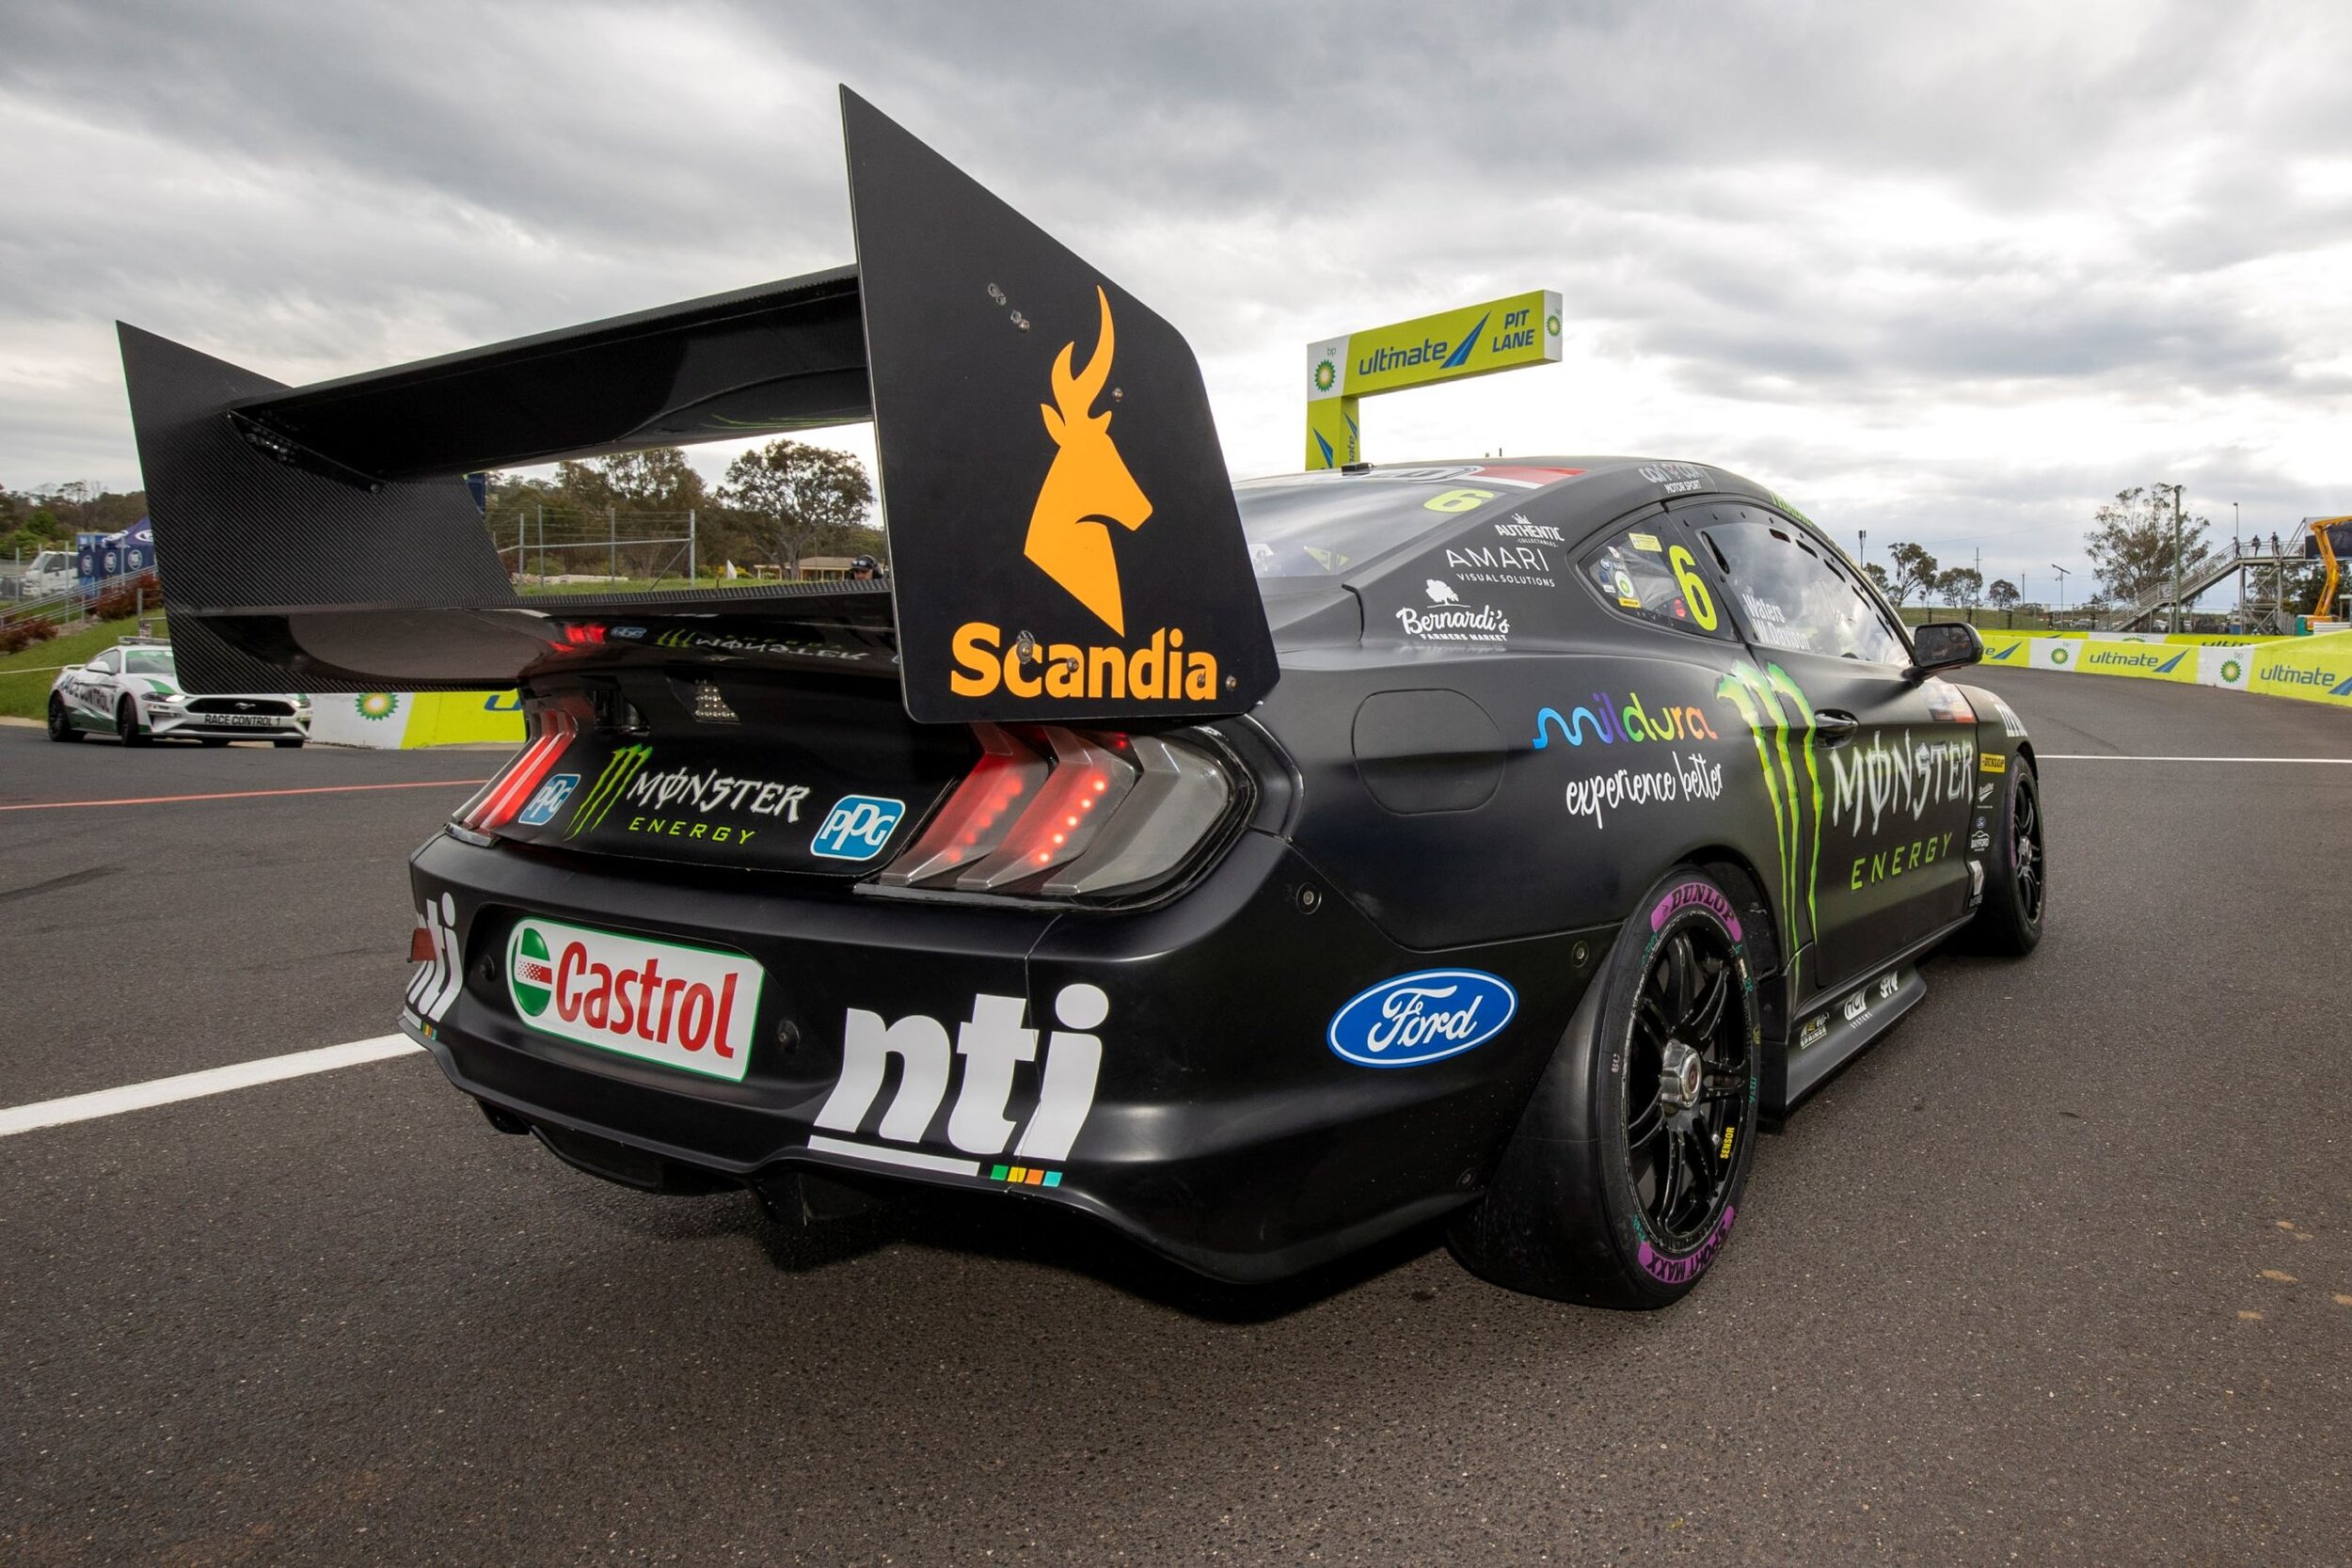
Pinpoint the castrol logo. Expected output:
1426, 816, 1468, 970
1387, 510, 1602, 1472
505, 917, 763, 1083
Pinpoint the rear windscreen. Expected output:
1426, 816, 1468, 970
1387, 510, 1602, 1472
1236, 467, 1578, 578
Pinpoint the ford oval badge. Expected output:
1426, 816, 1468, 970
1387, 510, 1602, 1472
1327, 969, 1517, 1069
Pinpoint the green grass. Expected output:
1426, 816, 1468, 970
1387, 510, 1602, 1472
0, 616, 164, 721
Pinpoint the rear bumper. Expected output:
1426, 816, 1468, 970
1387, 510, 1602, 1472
403, 828, 1608, 1282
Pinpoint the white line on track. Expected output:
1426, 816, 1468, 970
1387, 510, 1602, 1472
2040, 753, 2352, 763
0, 1035, 420, 1137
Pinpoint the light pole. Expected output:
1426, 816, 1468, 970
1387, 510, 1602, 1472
2050, 563, 2071, 624
2163, 482, 2185, 631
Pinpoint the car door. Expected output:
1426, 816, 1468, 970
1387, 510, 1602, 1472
74, 649, 120, 726
1680, 503, 1975, 993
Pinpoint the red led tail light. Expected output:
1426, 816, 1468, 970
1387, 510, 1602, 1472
454, 710, 577, 832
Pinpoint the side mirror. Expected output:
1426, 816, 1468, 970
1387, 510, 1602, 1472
1907, 621, 1982, 679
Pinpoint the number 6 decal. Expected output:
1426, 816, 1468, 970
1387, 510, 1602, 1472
1668, 545, 1719, 630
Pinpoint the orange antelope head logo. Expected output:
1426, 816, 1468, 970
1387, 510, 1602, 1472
1025, 286, 1152, 635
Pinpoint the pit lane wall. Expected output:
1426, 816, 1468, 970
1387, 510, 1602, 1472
308, 691, 526, 749
1976, 629, 2352, 710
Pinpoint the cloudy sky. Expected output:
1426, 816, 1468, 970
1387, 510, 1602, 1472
5, 0, 2349, 599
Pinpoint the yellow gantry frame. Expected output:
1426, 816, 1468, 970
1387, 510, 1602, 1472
1304, 291, 1562, 469
2309, 515, 2349, 624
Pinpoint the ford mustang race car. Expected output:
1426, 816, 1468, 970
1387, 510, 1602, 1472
47, 637, 310, 747
120, 93, 2045, 1307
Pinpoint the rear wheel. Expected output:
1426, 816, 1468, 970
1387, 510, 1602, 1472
1967, 758, 2044, 955
1449, 867, 1762, 1307
116, 695, 151, 747
47, 695, 83, 742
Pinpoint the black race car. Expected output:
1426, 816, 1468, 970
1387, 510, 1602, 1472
121, 92, 2044, 1307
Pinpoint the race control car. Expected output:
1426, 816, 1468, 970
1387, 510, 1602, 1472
47, 638, 310, 747
121, 93, 2046, 1307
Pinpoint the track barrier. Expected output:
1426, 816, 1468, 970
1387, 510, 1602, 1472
308, 691, 527, 749
1978, 629, 2352, 710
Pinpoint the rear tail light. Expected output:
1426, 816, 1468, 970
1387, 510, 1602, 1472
452, 709, 578, 833
876, 724, 1237, 903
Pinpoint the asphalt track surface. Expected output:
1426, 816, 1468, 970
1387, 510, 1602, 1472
3, 672, 2347, 1567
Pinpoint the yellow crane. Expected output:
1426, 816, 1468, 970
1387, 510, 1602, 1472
2307, 515, 2352, 631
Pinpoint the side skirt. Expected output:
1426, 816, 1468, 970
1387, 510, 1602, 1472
1777, 963, 1927, 1115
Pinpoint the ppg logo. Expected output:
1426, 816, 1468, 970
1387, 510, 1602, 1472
812, 794, 906, 861
517, 773, 580, 826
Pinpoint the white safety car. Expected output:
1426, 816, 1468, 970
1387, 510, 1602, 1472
47, 638, 310, 747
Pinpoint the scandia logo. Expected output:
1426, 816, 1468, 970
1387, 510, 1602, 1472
951, 285, 1225, 704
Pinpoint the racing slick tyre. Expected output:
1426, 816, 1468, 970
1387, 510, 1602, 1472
116, 695, 151, 747
273, 736, 307, 749
1448, 866, 1761, 1308
46, 695, 83, 742
1964, 758, 2045, 957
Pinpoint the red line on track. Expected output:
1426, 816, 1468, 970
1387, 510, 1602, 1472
0, 779, 490, 812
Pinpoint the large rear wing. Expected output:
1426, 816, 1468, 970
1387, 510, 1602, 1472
120, 89, 1277, 722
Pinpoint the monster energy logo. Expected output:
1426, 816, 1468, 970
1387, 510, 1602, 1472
1715, 661, 1824, 949
566, 745, 653, 837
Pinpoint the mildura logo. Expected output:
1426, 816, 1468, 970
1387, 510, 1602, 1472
1327, 970, 1517, 1068
1534, 692, 1722, 748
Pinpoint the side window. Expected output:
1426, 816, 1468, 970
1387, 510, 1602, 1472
1699, 511, 1909, 665
1577, 520, 1731, 640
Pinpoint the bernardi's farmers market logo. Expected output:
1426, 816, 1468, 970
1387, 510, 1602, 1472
948, 288, 1226, 705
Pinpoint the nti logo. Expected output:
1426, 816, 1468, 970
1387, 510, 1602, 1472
811, 794, 906, 861
810, 988, 1106, 1174
517, 772, 580, 826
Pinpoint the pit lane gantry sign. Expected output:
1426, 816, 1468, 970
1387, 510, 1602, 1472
1304, 290, 1563, 469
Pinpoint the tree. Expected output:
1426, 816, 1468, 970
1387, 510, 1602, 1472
1862, 562, 1894, 596
2086, 485, 2213, 605
719, 439, 875, 576
1882, 541, 1939, 606
1987, 578, 2020, 609
1933, 566, 1983, 609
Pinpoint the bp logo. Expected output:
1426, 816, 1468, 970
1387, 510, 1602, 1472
2050, 646, 2071, 666
2220, 657, 2244, 683
511, 926, 554, 1018
358, 692, 400, 721
1312, 356, 1338, 393
1545, 313, 1562, 337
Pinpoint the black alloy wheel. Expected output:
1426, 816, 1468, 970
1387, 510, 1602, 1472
1622, 917, 1751, 1252
1447, 866, 1761, 1307
47, 694, 83, 742
117, 695, 151, 747
2010, 771, 2044, 926
1966, 759, 2044, 955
